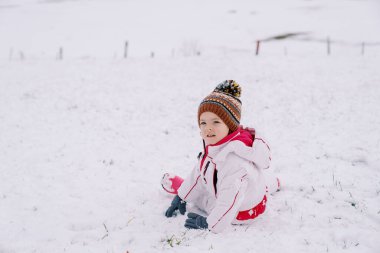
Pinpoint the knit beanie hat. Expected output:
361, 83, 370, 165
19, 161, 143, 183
198, 80, 242, 132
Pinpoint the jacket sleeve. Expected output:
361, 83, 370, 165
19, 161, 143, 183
206, 159, 248, 233
177, 164, 203, 203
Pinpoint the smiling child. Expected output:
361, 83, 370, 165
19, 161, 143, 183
163, 80, 280, 233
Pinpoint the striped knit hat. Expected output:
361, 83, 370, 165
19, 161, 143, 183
198, 80, 242, 132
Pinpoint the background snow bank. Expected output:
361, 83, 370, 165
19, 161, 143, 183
1, 0, 380, 253
1, 0, 380, 59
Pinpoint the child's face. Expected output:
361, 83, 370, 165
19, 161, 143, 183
199, 111, 230, 146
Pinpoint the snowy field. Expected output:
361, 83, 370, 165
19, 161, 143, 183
1, 0, 380, 253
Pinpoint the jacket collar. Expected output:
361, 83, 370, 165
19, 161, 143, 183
205, 128, 254, 161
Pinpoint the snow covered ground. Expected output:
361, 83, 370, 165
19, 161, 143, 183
1, 0, 380, 253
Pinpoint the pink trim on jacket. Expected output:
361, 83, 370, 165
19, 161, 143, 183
211, 191, 240, 229
210, 174, 248, 228
254, 137, 272, 161
183, 175, 201, 200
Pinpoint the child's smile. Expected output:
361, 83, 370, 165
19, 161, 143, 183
199, 112, 230, 146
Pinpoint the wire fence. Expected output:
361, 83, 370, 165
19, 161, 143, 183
4, 35, 380, 61
255, 33, 380, 56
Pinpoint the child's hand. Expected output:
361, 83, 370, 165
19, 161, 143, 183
184, 213, 208, 229
165, 195, 186, 217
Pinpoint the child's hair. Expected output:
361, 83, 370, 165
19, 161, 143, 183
198, 80, 242, 132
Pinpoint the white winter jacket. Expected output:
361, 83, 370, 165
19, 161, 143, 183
177, 128, 271, 233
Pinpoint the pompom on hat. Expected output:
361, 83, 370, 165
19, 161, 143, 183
198, 80, 242, 132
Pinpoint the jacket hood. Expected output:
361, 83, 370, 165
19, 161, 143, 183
207, 128, 255, 163
206, 127, 271, 170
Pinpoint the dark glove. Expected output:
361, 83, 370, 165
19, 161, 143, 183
165, 195, 186, 217
184, 212, 208, 229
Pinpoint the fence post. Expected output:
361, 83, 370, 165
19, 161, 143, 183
9, 48, 13, 61
124, 41, 128, 59
361, 42, 365, 55
255, 40, 261, 56
58, 47, 63, 60
327, 37, 331, 55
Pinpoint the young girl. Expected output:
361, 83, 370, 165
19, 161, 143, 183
162, 80, 280, 233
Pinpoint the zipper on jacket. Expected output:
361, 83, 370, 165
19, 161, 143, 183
199, 147, 208, 171
203, 161, 210, 176
202, 161, 210, 184
213, 168, 218, 195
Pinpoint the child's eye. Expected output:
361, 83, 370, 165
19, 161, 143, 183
214, 121, 220, 124
200, 122, 206, 125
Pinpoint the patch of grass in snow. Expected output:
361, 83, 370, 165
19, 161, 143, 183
162, 233, 187, 247
161, 230, 211, 249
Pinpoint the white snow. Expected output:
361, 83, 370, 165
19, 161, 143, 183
1, 0, 380, 252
